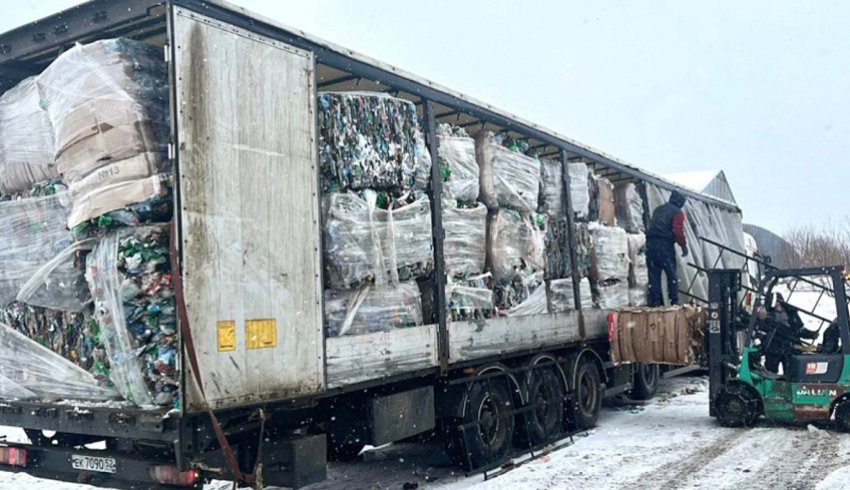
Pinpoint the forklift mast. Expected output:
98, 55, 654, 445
707, 269, 743, 416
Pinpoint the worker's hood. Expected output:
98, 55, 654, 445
669, 190, 687, 208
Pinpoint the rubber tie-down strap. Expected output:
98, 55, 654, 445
169, 221, 255, 486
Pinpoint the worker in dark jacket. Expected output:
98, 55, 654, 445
646, 190, 688, 306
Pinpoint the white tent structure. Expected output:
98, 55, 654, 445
664, 170, 737, 205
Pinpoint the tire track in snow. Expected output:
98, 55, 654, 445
618, 428, 748, 489
786, 433, 844, 490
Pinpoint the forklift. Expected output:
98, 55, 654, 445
707, 265, 850, 430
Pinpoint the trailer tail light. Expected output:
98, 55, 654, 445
0, 447, 27, 467
607, 312, 617, 342
149, 465, 198, 487
744, 292, 753, 306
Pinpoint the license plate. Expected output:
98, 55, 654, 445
71, 455, 117, 474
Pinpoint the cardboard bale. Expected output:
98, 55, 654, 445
596, 176, 616, 226
610, 306, 706, 365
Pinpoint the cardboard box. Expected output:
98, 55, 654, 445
67, 174, 166, 228
69, 152, 157, 199
55, 103, 158, 180
610, 305, 705, 365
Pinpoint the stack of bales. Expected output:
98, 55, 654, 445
318, 92, 433, 336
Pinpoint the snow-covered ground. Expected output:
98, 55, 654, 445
4, 376, 850, 490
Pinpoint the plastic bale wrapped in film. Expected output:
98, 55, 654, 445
323, 192, 382, 288
594, 280, 630, 310
587, 171, 599, 221
493, 270, 545, 316
568, 162, 589, 220
446, 273, 494, 321
628, 233, 648, 287
388, 193, 434, 282
548, 277, 594, 312
538, 158, 565, 218
0, 192, 90, 312
506, 277, 549, 317
324, 282, 423, 337
70, 176, 174, 239
36, 38, 169, 180
323, 191, 433, 288
87, 226, 177, 408
629, 287, 647, 307
0, 303, 110, 386
443, 203, 487, 277
588, 223, 629, 283
0, 77, 59, 196
437, 124, 479, 202
570, 222, 592, 279
318, 92, 430, 193
614, 182, 645, 234
36, 38, 170, 227
0, 324, 117, 402
475, 131, 541, 212
487, 209, 546, 282
544, 218, 570, 280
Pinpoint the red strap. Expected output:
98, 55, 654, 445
169, 222, 255, 485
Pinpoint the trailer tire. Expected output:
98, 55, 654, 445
455, 379, 515, 469
524, 367, 564, 445
573, 361, 602, 429
630, 363, 660, 400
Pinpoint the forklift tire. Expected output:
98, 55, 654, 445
573, 361, 603, 429
714, 382, 761, 428
833, 399, 850, 432
630, 364, 660, 401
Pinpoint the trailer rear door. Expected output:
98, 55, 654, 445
172, 7, 324, 411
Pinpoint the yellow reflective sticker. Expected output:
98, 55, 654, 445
246, 319, 277, 350
217, 320, 236, 352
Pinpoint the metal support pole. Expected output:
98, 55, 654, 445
424, 100, 449, 372
707, 269, 740, 417
561, 150, 586, 339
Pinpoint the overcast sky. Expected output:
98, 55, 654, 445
3, 1, 848, 233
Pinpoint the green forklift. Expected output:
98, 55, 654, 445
707, 265, 850, 430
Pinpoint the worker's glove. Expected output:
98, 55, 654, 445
682, 245, 689, 258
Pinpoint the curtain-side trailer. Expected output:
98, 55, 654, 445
0, 1, 745, 488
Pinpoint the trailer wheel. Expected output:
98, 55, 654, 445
523, 367, 565, 445
456, 379, 515, 469
630, 363, 660, 400
573, 361, 602, 429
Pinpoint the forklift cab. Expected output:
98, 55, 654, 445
709, 266, 850, 428
752, 268, 850, 384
